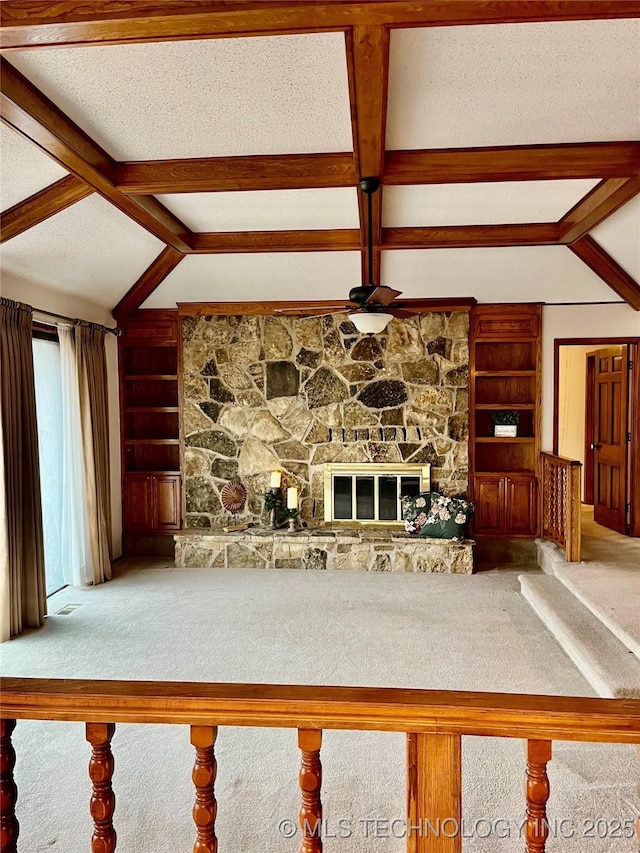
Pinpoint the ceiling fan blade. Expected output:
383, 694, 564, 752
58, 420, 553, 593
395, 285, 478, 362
364, 286, 403, 307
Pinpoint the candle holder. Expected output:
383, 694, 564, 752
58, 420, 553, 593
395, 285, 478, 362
287, 512, 302, 533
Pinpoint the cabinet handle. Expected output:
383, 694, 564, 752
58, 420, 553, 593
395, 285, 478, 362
590, 443, 601, 451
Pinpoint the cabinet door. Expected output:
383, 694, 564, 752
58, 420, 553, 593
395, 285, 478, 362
151, 475, 182, 531
473, 475, 505, 535
123, 474, 152, 531
505, 476, 537, 536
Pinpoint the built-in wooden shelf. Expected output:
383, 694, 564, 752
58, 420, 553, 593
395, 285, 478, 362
123, 374, 178, 381
474, 370, 536, 377
124, 407, 180, 413
470, 304, 542, 539
124, 439, 180, 445
474, 403, 536, 410
475, 437, 535, 443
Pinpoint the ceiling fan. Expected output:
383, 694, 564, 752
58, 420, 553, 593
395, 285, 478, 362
274, 177, 446, 334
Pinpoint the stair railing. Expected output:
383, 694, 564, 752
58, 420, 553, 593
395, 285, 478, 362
540, 452, 582, 562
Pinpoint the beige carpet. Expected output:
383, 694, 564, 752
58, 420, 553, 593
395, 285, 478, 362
2, 563, 638, 852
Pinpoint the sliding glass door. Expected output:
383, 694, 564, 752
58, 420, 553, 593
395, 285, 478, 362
33, 336, 66, 595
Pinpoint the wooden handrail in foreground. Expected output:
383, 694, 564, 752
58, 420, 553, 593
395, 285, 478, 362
2, 677, 639, 741
541, 452, 582, 562
1, 678, 639, 853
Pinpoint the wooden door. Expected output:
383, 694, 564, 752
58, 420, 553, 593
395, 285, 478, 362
592, 346, 629, 533
123, 474, 152, 531
473, 475, 505, 535
152, 474, 182, 531
505, 475, 537, 536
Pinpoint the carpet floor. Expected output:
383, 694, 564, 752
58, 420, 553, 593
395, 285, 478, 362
1, 564, 638, 852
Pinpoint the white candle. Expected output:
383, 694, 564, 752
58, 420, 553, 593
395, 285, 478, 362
270, 471, 281, 489
287, 486, 298, 509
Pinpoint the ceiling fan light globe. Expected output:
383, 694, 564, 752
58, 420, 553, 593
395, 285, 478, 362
349, 312, 393, 335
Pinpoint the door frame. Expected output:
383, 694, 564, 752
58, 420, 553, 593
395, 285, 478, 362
553, 336, 640, 537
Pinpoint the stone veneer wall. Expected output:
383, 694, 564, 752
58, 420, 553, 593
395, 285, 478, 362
182, 312, 469, 528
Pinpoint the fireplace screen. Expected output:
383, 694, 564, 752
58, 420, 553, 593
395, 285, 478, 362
324, 463, 430, 525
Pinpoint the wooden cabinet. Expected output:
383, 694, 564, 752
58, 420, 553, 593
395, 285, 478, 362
123, 473, 181, 533
470, 304, 541, 538
473, 474, 537, 537
119, 309, 183, 542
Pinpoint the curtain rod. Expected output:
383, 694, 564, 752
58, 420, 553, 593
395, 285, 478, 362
33, 307, 121, 336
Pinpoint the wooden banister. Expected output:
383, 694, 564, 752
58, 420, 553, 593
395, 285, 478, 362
1, 679, 639, 853
541, 452, 582, 562
1, 678, 639, 742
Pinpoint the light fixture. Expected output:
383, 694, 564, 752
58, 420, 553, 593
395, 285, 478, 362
348, 311, 394, 335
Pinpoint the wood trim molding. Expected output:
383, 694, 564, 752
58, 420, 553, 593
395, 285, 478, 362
117, 153, 356, 193
559, 176, 640, 244
191, 229, 360, 253
2, 1, 638, 49
0, 174, 93, 242
113, 247, 184, 322
385, 142, 640, 184
0, 57, 192, 252
568, 236, 640, 310
382, 223, 562, 249
177, 297, 476, 316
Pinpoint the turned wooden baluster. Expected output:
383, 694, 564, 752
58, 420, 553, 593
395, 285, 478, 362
298, 729, 322, 853
191, 725, 218, 853
525, 739, 552, 853
0, 719, 19, 853
86, 722, 116, 853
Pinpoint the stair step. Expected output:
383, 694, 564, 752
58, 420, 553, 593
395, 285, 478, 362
519, 574, 640, 698
554, 565, 640, 661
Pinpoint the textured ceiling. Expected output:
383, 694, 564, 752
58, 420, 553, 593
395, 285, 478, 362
387, 20, 640, 149
0, 124, 67, 210
591, 196, 640, 281
138, 245, 618, 308
1, 194, 163, 308
156, 188, 359, 232
383, 179, 601, 227
381, 246, 622, 304
6, 33, 353, 160
141, 252, 362, 308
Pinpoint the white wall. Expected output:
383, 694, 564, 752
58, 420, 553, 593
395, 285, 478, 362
0, 273, 122, 559
557, 345, 593, 499
542, 304, 640, 451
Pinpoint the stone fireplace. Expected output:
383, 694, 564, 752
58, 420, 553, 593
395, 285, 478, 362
181, 311, 469, 530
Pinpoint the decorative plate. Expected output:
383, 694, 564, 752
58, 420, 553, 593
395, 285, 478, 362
220, 480, 247, 514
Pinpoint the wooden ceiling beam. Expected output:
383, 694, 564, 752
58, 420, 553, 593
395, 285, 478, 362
346, 25, 390, 286
113, 246, 184, 322
0, 174, 93, 243
0, 58, 192, 252
191, 229, 361, 253
385, 142, 640, 185
2, 1, 638, 49
116, 153, 356, 194
559, 176, 640, 243
569, 235, 640, 310
383, 223, 563, 249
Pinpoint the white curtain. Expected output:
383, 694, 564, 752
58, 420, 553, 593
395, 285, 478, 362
58, 325, 92, 586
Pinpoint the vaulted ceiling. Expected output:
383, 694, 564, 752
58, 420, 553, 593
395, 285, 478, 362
1, 1, 639, 320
